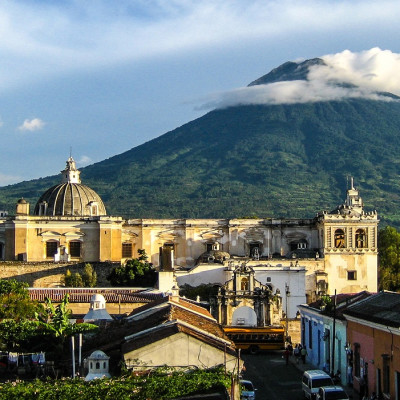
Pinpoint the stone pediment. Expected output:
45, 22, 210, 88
244, 228, 264, 242
157, 230, 179, 242
200, 230, 224, 240
234, 263, 255, 275
122, 229, 139, 237
40, 231, 62, 238
285, 232, 307, 240
63, 231, 85, 239
40, 231, 86, 240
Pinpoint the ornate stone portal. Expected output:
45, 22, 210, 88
210, 263, 282, 327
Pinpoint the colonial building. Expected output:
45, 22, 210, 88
343, 291, 400, 399
0, 157, 124, 263
0, 159, 378, 311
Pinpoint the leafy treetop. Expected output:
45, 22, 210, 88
378, 226, 400, 291
107, 249, 157, 287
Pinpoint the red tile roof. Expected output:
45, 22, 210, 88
28, 288, 165, 303
84, 296, 235, 357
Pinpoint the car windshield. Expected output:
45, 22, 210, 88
241, 381, 254, 391
313, 378, 333, 388
325, 390, 349, 400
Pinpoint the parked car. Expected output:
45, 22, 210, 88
302, 370, 334, 399
316, 386, 349, 400
240, 379, 257, 400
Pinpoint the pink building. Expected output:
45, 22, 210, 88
344, 291, 400, 399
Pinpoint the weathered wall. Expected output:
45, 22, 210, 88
0, 261, 118, 287
286, 319, 301, 345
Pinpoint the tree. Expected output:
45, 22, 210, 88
0, 279, 42, 320
107, 249, 157, 287
62, 264, 97, 287
0, 320, 38, 351
82, 263, 97, 287
378, 226, 400, 291
179, 284, 220, 301
0, 279, 42, 351
62, 269, 83, 287
35, 294, 98, 355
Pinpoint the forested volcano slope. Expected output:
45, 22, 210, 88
1, 62, 400, 225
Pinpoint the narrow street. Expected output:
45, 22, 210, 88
241, 351, 304, 400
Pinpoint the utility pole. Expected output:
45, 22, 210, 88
331, 290, 337, 377
285, 283, 290, 342
71, 336, 75, 378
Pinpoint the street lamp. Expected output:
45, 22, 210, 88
285, 283, 290, 342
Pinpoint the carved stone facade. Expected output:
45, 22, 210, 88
209, 263, 283, 327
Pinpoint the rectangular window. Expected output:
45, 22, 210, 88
46, 242, 58, 258
69, 241, 81, 258
308, 320, 313, 349
347, 271, 357, 280
122, 243, 133, 258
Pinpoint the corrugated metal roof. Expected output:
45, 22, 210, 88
344, 291, 400, 327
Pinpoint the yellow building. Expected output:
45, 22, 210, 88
0, 157, 124, 263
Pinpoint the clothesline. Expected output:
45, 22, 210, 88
0, 351, 46, 367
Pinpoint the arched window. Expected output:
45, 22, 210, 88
46, 241, 58, 258
96, 362, 100, 369
355, 229, 367, 248
249, 242, 261, 257
241, 277, 249, 291
69, 241, 81, 258
334, 229, 345, 248
38, 202, 48, 216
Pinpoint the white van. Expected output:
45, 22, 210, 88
302, 370, 334, 400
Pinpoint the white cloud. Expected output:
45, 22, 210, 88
0, 172, 22, 187
77, 155, 92, 166
201, 48, 400, 108
18, 118, 45, 131
0, 1, 399, 91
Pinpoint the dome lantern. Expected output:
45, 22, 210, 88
62, 156, 81, 184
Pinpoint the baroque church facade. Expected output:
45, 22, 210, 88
0, 159, 378, 315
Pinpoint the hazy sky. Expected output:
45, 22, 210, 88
1, 0, 400, 185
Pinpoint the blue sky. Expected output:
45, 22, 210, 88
1, 0, 400, 185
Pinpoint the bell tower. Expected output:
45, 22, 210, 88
317, 178, 378, 295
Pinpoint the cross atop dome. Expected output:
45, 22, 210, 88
61, 156, 81, 184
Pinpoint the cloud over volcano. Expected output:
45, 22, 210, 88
204, 48, 400, 108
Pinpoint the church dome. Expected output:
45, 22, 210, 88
33, 157, 107, 217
